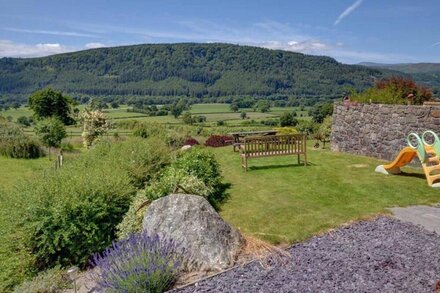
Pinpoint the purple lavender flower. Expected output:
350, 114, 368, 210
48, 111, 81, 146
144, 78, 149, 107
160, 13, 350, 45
90, 232, 186, 293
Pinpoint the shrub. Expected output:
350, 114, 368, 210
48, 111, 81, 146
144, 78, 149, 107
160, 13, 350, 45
279, 112, 298, 127
0, 121, 44, 159
90, 233, 185, 293
12, 138, 170, 272
80, 108, 111, 148
17, 116, 32, 127
260, 119, 279, 126
172, 147, 226, 205
184, 137, 199, 146
274, 127, 298, 135
204, 135, 233, 147
350, 76, 432, 105
117, 148, 224, 239
117, 169, 211, 239
216, 120, 225, 126
12, 267, 71, 293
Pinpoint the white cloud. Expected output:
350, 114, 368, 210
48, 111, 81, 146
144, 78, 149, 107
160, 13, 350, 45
0, 40, 70, 57
255, 39, 331, 54
432, 41, 440, 47
0, 40, 110, 58
3, 28, 100, 38
85, 42, 106, 49
334, 0, 364, 25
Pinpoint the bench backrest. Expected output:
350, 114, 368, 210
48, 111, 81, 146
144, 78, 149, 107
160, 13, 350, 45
241, 134, 306, 156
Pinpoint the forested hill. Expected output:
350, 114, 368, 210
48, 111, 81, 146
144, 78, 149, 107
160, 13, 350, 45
0, 43, 388, 98
359, 62, 440, 94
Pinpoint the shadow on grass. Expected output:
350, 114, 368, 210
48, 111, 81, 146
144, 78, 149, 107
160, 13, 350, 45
248, 161, 315, 171
398, 172, 427, 180
212, 182, 232, 211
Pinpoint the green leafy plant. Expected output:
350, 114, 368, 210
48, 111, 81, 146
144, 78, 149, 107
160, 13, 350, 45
12, 267, 71, 293
117, 168, 212, 239
34, 117, 66, 158
28, 87, 75, 125
11, 138, 171, 271
0, 121, 44, 159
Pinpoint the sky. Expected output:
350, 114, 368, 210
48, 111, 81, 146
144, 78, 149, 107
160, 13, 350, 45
0, 0, 439, 64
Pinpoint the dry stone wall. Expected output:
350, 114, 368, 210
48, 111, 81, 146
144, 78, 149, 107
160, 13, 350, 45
331, 102, 440, 162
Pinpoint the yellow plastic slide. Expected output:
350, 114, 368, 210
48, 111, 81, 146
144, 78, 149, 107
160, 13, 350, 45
375, 147, 417, 175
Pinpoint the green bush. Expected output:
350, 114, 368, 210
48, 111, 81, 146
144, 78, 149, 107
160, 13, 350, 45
12, 267, 71, 293
11, 138, 171, 272
0, 121, 44, 159
116, 168, 212, 239
170, 147, 226, 206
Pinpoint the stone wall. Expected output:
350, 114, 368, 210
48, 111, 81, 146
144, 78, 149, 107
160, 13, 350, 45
331, 102, 440, 162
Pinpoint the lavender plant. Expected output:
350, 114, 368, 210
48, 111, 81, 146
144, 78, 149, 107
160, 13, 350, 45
90, 232, 185, 293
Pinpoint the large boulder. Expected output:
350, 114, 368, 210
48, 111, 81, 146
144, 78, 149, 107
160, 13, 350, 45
142, 194, 244, 271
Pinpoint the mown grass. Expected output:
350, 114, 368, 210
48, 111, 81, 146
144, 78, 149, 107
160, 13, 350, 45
213, 146, 440, 244
0, 156, 52, 190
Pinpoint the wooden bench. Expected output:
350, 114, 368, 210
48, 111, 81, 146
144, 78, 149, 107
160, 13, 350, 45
229, 130, 277, 152
239, 134, 307, 171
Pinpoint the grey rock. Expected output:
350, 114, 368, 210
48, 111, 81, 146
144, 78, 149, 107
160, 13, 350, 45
142, 194, 244, 271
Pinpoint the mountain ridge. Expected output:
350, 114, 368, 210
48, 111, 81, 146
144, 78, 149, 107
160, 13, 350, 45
0, 43, 393, 98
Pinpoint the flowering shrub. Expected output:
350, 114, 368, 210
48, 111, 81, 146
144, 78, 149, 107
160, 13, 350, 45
204, 135, 233, 147
91, 233, 185, 293
81, 108, 111, 148
184, 137, 199, 146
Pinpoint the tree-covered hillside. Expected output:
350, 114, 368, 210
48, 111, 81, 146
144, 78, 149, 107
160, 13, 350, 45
0, 43, 388, 98
359, 62, 440, 94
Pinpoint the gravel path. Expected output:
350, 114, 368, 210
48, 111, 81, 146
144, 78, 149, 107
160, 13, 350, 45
173, 217, 440, 293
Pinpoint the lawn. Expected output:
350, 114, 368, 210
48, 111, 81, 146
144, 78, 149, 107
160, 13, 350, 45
213, 146, 440, 244
0, 156, 52, 190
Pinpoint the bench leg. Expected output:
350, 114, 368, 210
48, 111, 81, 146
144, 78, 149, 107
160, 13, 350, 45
304, 153, 307, 166
297, 154, 300, 165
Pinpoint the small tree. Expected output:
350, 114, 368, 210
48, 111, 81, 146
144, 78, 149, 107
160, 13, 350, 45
34, 117, 67, 158
81, 108, 111, 148
240, 111, 247, 119
254, 100, 270, 113
314, 116, 332, 149
230, 103, 239, 112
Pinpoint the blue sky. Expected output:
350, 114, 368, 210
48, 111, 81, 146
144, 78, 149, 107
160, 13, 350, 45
0, 0, 439, 63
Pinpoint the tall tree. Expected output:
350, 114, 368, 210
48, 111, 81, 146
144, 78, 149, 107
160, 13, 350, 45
29, 88, 75, 125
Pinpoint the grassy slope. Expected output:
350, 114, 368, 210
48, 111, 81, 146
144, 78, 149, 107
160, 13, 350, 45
214, 146, 440, 244
0, 156, 52, 190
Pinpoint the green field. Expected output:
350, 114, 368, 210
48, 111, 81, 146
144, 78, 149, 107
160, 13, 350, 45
3, 104, 307, 135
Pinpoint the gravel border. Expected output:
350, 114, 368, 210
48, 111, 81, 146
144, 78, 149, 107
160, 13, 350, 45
172, 217, 440, 292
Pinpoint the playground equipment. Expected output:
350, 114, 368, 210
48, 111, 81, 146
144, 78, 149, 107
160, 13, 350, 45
375, 131, 440, 187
